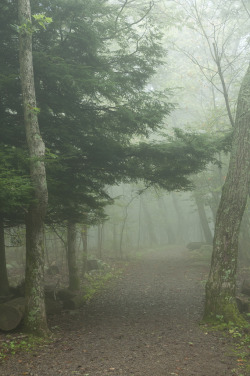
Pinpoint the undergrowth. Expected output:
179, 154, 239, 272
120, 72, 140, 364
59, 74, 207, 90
83, 266, 123, 302
0, 261, 124, 364
0, 334, 51, 363
202, 314, 250, 376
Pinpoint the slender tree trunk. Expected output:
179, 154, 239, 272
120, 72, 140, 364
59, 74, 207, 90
204, 63, 250, 324
0, 216, 10, 296
137, 196, 142, 251
97, 224, 103, 259
157, 196, 176, 244
194, 192, 213, 244
141, 197, 158, 246
113, 224, 119, 258
67, 221, 80, 291
18, 0, 48, 335
172, 193, 185, 243
81, 225, 88, 277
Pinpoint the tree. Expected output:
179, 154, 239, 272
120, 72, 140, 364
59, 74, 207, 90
193, 190, 213, 244
18, 0, 49, 335
204, 63, 250, 324
67, 221, 80, 291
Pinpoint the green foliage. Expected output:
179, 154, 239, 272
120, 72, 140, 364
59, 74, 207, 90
32, 14, 52, 29
0, 145, 32, 220
0, 0, 233, 227
83, 267, 122, 303
128, 129, 232, 190
203, 318, 250, 375
0, 334, 51, 363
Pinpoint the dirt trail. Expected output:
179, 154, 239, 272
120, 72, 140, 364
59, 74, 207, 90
1, 247, 238, 376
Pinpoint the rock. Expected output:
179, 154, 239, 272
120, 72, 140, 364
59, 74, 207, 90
63, 295, 85, 310
186, 242, 207, 251
9, 281, 25, 298
87, 259, 99, 272
57, 288, 77, 301
236, 294, 250, 313
241, 279, 250, 297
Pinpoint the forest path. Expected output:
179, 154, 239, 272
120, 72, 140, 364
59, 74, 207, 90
1, 247, 239, 376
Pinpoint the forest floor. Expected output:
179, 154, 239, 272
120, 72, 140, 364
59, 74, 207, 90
0, 246, 248, 376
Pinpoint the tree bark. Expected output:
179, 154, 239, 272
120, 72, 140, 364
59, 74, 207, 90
67, 221, 80, 291
204, 63, 250, 324
239, 208, 250, 263
18, 0, 49, 335
0, 216, 10, 296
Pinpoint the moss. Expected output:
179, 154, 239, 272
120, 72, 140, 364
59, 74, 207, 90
203, 300, 247, 327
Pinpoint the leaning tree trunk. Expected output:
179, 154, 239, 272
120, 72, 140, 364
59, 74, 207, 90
204, 63, 250, 324
18, 0, 49, 335
67, 221, 80, 291
0, 215, 10, 296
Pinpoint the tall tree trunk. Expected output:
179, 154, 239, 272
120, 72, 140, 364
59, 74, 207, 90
194, 192, 213, 244
172, 193, 185, 243
18, 0, 48, 335
239, 207, 250, 263
141, 197, 158, 246
204, 63, 250, 324
113, 223, 119, 258
67, 221, 80, 291
81, 224, 88, 277
137, 196, 142, 251
0, 216, 10, 296
157, 196, 176, 244
97, 224, 103, 259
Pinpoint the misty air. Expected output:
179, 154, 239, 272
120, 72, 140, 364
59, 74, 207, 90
0, 1, 250, 375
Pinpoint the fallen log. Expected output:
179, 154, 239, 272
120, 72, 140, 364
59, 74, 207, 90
0, 295, 63, 331
0, 297, 25, 331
